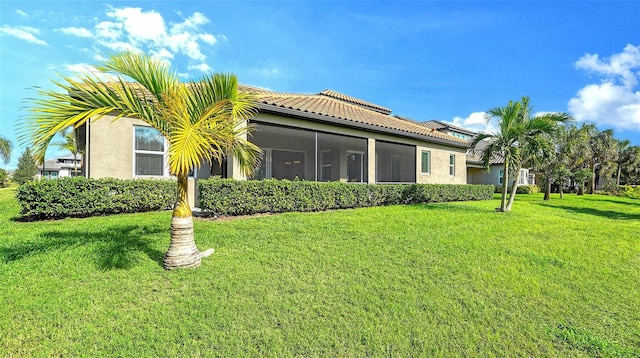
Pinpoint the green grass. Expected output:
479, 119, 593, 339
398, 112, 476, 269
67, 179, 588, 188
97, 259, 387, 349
1, 188, 639, 357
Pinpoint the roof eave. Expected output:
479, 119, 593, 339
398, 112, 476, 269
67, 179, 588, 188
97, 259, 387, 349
258, 104, 469, 149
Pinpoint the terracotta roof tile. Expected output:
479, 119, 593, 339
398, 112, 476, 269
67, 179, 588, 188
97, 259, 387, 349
240, 86, 468, 145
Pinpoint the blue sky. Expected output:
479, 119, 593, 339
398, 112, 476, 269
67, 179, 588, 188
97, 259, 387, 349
1, 0, 639, 169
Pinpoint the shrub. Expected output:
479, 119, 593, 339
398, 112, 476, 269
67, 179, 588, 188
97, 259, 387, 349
0, 169, 8, 188
516, 185, 540, 194
16, 177, 176, 219
619, 185, 640, 199
198, 179, 494, 216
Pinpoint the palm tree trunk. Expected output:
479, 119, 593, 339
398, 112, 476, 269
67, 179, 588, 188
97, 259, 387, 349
163, 174, 213, 270
617, 165, 622, 186
499, 162, 509, 212
505, 166, 521, 212
543, 175, 551, 201
589, 163, 596, 194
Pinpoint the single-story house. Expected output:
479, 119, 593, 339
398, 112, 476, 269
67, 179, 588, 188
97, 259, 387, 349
37, 156, 82, 179
76, 86, 472, 206
466, 139, 536, 188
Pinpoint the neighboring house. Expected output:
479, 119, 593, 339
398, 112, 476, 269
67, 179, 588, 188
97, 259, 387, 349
466, 139, 536, 187
420, 120, 476, 141
76, 86, 471, 206
37, 156, 82, 179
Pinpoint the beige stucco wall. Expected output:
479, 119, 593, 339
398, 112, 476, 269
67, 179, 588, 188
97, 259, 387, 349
415, 145, 467, 184
87, 114, 169, 179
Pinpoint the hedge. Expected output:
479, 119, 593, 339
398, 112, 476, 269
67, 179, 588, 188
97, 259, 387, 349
198, 179, 494, 216
494, 184, 540, 194
16, 177, 176, 220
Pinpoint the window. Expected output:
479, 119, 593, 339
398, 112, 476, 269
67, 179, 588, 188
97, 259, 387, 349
499, 170, 504, 185
449, 154, 455, 176
320, 150, 332, 182
375, 141, 416, 183
421, 151, 431, 174
134, 126, 165, 176
518, 169, 528, 185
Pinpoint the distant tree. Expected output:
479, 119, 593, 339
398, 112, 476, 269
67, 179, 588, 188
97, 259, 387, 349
585, 127, 617, 194
13, 147, 37, 185
0, 135, 12, 165
52, 127, 81, 175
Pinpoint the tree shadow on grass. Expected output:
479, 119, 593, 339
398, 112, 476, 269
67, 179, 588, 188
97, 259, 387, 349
535, 202, 640, 220
0, 225, 165, 270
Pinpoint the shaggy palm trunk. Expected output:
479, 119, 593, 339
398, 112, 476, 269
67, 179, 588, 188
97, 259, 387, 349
589, 163, 596, 194
163, 174, 213, 270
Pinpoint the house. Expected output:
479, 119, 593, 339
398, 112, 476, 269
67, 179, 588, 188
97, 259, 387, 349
76, 86, 471, 206
466, 139, 536, 188
37, 156, 82, 179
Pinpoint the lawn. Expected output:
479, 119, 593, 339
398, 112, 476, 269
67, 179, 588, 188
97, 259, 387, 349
1, 188, 638, 356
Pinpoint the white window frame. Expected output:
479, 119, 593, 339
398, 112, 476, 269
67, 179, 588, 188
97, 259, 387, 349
499, 169, 504, 185
449, 154, 455, 176
133, 125, 168, 177
421, 150, 431, 174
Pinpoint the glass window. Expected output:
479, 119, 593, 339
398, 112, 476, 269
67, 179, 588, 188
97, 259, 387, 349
499, 170, 504, 185
449, 154, 455, 176
134, 126, 165, 176
375, 141, 416, 183
421, 151, 430, 174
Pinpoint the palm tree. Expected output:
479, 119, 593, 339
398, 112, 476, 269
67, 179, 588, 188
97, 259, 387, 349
52, 127, 81, 175
471, 97, 570, 212
19, 52, 261, 270
0, 135, 12, 165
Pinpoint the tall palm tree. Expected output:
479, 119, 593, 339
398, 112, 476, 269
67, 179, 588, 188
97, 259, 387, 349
19, 52, 261, 270
0, 135, 12, 165
471, 97, 570, 212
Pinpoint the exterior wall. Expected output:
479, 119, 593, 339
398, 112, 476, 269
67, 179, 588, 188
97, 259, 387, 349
247, 112, 468, 184
467, 166, 502, 185
416, 145, 467, 184
86, 115, 170, 179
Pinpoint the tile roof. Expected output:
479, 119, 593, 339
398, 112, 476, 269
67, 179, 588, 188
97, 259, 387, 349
240, 86, 469, 146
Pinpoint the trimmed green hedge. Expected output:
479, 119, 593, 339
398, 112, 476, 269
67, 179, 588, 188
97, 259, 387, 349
494, 184, 540, 194
198, 179, 494, 216
16, 177, 176, 220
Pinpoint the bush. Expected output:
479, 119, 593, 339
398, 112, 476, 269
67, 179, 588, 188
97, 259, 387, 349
16, 177, 176, 219
516, 185, 540, 194
0, 169, 8, 188
494, 184, 539, 194
619, 185, 640, 199
198, 179, 494, 216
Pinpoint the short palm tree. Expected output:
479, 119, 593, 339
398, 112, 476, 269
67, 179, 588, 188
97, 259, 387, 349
19, 52, 261, 269
471, 97, 570, 212
0, 135, 12, 165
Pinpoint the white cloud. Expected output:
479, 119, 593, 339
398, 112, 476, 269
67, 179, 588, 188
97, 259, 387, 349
568, 44, 640, 131
0, 25, 47, 45
95, 21, 122, 40
58, 27, 93, 38
106, 7, 166, 43
92, 6, 217, 63
16, 9, 28, 17
449, 111, 497, 134
188, 63, 212, 73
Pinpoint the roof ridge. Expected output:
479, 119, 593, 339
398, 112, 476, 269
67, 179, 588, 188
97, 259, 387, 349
318, 89, 392, 115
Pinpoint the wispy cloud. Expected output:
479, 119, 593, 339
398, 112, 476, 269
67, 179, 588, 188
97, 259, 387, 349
568, 44, 640, 131
187, 63, 212, 73
57, 27, 93, 38
0, 25, 47, 45
16, 9, 28, 17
